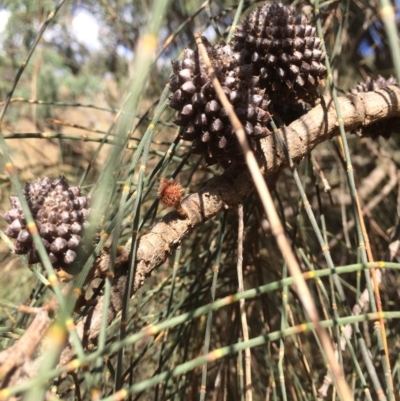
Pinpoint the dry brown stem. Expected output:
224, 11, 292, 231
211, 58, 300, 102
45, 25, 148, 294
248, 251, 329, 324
1, 85, 400, 389
0, 309, 51, 389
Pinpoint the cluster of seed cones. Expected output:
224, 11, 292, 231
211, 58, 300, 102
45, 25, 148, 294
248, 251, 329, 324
2, 176, 90, 270
168, 2, 327, 167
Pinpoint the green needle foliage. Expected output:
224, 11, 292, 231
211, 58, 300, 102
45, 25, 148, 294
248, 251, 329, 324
0, 1, 400, 400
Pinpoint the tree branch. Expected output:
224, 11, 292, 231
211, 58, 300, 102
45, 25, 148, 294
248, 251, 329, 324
2, 85, 400, 389
63, 86, 400, 364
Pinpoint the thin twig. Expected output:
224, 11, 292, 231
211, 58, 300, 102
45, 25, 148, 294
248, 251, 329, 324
237, 204, 252, 401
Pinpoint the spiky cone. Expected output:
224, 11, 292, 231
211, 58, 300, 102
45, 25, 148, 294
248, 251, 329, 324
350, 75, 399, 139
168, 40, 272, 167
232, 2, 327, 104
350, 75, 397, 93
2, 176, 90, 272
